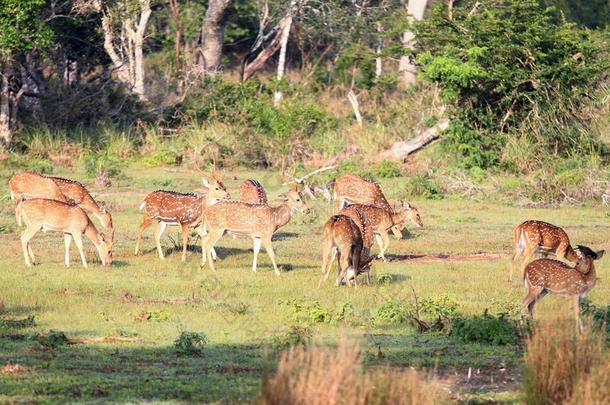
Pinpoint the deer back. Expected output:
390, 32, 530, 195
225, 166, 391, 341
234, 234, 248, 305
18, 198, 90, 232
204, 201, 285, 236
517, 220, 577, 261
9, 172, 68, 203
239, 179, 268, 204
143, 191, 203, 225
334, 174, 392, 210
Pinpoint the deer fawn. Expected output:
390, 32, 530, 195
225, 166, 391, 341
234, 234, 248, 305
16, 198, 112, 268
318, 209, 375, 288
134, 177, 229, 261
510, 220, 579, 282
200, 190, 310, 275
340, 201, 422, 261
239, 179, 268, 204
9, 172, 114, 242
522, 246, 604, 331
331, 174, 392, 211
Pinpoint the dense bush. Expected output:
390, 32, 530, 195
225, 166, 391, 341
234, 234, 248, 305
452, 310, 522, 345
174, 331, 208, 356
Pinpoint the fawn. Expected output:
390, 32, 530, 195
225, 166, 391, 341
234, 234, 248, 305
16, 198, 112, 268
200, 190, 310, 275
510, 220, 579, 282
522, 245, 604, 331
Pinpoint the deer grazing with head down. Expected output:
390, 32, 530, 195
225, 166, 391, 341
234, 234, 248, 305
318, 208, 375, 288
16, 198, 113, 268
9, 172, 115, 242
134, 176, 230, 261
340, 201, 422, 260
239, 179, 268, 204
522, 245, 604, 331
510, 220, 579, 282
200, 189, 310, 275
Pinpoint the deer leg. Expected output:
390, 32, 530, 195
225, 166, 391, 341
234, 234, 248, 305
336, 250, 351, 287
134, 217, 153, 255
180, 224, 190, 262
64, 234, 72, 267
352, 246, 361, 288
155, 222, 167, 260
573, 295, 583, 333
202, 229, 224, 270
72, 233, 88, 268
261, 238, 281, 276
27, 240, 36, 265
20, 226, 39, 267
252, 237, 262, 273
318, 243, 335, 288
522, 286, 545, 318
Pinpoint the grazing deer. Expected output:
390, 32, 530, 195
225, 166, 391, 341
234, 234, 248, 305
340, 202, 423, 261
318, 211, 375, 288
239, 179, 268, 204
522, 246, 604, 331
200, 190, 310, 275
331, 174, 392, 211
9, 172, 115, 242
510, 220, 579, 282
134, 177, 229, 261
15, 198, 112, 268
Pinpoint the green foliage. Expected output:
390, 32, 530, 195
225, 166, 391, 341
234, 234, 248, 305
272, 325, 312, 350
376, 300, 410, 324
0, 0, 52, 53
0, 315, 35, 330
307, 301, 332, 323
371, 160, 401, 178
416, 0, 609, 169
28, 331, 69, 348
174, 331, 208, 356
82, 152, 123, 179
405, 172, 444, 199
452, 310, 522, 345
376, 273, 394, 285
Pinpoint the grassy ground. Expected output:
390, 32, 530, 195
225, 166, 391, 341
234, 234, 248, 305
0, 166, 609, 404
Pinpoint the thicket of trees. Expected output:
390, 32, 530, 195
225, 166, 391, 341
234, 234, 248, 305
0, 0, 608, 174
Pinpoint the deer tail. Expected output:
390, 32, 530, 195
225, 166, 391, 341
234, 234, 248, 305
139, 201, 146, 211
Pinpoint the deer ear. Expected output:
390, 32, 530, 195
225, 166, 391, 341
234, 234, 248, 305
403, 201, 412, 210
278, 193, 288, 201
201, 178, 210, 187
596, 250, 605, 260
99, 233, 106, 243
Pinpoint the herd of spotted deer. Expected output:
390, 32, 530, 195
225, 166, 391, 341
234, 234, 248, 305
6, 170, 605, 329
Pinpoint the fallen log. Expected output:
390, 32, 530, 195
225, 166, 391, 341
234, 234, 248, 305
379, 118, 449, 161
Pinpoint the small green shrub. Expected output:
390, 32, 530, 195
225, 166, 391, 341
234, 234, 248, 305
82, 152, 123, 179
29, 331, 69, 348
376, 273, 394, 285
371, 160, 401, 178
0, 315, 35, 330
375, 300, 410, 324
141, 146, 182, 167
308, 301, 332, 323
174, 331, 208, 356
272, 325, 312, 350
405, 173, 444, 199
452, 310, 521, 345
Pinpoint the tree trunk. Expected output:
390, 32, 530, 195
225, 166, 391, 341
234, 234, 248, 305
168, 0, 183, 72
0, 62, 12, 149
273, 13, 293, 106
399, 0, 428, 87
379, 118, 449, 161
133, 0, 151, 100
198, 0, 232, 74
375, 23, 383, 79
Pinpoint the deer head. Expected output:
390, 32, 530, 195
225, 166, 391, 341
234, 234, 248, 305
279, 190, 310, 214
95, 233, 113, 266
574, 245, 605, 274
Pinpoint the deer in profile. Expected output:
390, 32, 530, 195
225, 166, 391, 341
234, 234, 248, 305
330, 174, 392, 211
522, 246, 604, 331
16, 198, 113, 268
200, 189, 310, 275
340, 201, 422, 260
318, 209, 375, 288
510, 220, 579, 282
9, 172, 115, 242
134, 176, 229, 261
239, 179, 268, 204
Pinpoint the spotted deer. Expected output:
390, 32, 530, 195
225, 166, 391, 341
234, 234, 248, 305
318, 209, 375, 288
134, 177, 229, 261
15, 198, 112, 268
340, 202, 422, 260
522, 246, 604, 331
200, 190, 310, 275
331, 174, 392, 211
239, 179, 268, 204
510, 220, 579, 282
9, 172, 115, 242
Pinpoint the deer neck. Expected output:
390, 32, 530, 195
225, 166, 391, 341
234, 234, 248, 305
389, 210, 406, 226
273, 203, 293, 230
83, 220, 102, 246
565, 246, 579, 263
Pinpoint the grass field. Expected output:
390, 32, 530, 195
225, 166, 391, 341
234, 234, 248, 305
1, 166, 609, 404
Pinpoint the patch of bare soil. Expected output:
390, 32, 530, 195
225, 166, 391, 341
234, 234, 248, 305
437, 365, 521, 402
387, 253, 504, 263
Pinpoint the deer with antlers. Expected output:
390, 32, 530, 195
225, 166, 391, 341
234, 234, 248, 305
318, 208, 375, 288
510, 220, 579, 282
134, 176, 229, 261
199, 189, 310, 274
239, 179, 268, 204
15, 198, 112, 268
9, 172, 114, 242
522, 245, 604, 331
340, 201, 422, 261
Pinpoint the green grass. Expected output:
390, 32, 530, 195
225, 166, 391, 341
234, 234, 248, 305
1, 166, 609, 403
